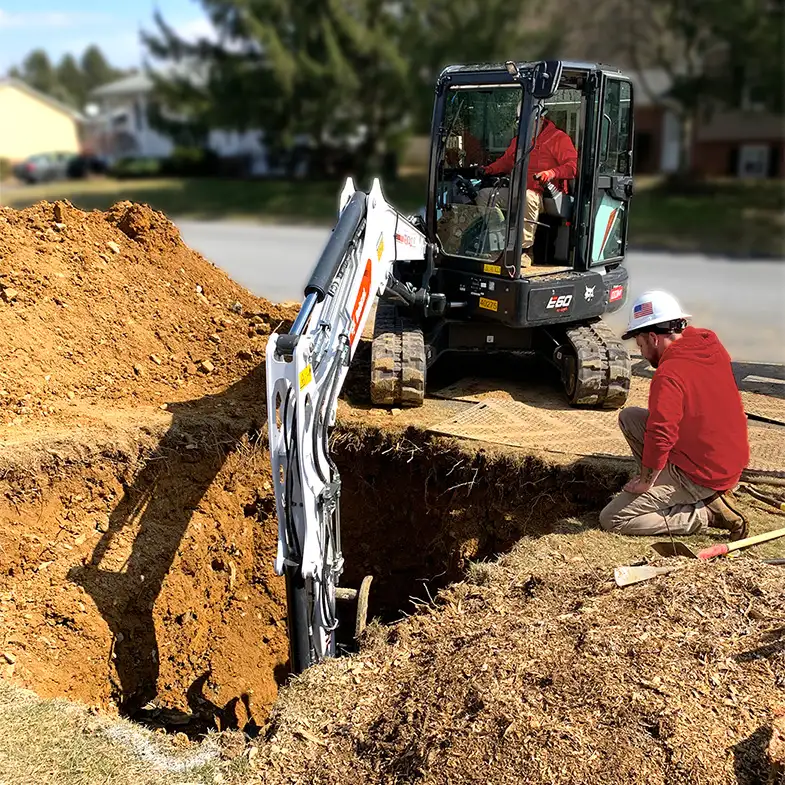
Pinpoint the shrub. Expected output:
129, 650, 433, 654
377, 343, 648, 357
160, 146, 220, 177
109, 157, 163, 179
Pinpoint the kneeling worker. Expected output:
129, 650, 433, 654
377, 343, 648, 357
600, 290, 749, 540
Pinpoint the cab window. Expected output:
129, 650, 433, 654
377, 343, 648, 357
435, 86, 521, 262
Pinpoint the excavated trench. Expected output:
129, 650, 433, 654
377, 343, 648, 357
0, 419, 627, 737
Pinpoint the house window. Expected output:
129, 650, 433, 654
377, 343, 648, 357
737, 144, 770, 178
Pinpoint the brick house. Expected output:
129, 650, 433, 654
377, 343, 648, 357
629, 69, 784, 178
692, 111, 784, 178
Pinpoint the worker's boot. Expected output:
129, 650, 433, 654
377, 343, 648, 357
520, 249, 533, 270
704, 491, 748, 541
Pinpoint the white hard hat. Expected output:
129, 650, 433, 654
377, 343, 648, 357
621, 290, 691, 340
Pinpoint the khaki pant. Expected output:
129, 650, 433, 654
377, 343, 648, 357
476, 187, 543, 251
599, 407, 716, 536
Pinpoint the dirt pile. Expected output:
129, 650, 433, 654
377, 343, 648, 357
257, 549, 785, 785
0, 199, 304, 730
0, 199, 297, 427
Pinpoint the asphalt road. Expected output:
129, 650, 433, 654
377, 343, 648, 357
178, 221, 785, 365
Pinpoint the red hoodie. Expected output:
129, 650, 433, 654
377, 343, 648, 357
483, 118, 577, 193
643, 327, 749, 491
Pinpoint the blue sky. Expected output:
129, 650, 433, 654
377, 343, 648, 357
0, 0, 214, 74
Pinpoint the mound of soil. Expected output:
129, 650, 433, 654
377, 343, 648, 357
0, 199, 303, 729
257, 550, 784, 785
0, 200, 296, 427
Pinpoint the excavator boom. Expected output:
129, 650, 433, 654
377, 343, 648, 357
266, 177, 427, 671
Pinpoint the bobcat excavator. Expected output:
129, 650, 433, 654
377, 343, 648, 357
266, 60, 636, 672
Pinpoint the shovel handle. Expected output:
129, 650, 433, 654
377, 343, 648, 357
696, 543, 729, 560
696, 526, 785, 560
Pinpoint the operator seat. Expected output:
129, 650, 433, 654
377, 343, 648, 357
532, 178, 575, 265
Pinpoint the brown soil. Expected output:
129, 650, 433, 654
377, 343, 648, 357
0, 200, 300, 731
1, 199, 783, 785
256, 551, 785, 785
333, 425, 628, 617
0, 199, 294, 428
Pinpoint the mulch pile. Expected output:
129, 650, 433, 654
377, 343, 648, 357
256, 544, 785, 785
0, 199, 297, 427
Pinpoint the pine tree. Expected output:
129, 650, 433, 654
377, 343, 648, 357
8, 45, 126, 109
142, 0, 415, 177
56, 54, 87, 109
80, 45, 122, 93
18, 50, 58, 96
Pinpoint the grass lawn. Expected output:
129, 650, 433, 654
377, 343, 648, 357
1, 174, 783, 257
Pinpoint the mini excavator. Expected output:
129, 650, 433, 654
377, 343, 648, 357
266, 60, 636, 672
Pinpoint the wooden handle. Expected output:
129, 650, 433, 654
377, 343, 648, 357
696, 526, 785, 560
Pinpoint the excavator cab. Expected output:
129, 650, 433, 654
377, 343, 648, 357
370, 60, 635, 409
428, 61, 634, 281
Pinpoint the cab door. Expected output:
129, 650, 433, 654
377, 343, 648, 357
587, 75, 634, 265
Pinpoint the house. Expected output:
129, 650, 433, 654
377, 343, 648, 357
0, 78, 82, 161
692, 111, 784, 178
84, 69, 270, 172
627, 70, 682, 175
627, 69, 784, 178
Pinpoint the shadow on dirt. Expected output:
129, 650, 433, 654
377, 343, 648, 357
67, 362, 278, 735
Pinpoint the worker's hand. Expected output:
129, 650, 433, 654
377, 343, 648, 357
623, 467, 661, 494
623, 475, 656, 495
475, 165, 486, 176
534, 169, 557, 182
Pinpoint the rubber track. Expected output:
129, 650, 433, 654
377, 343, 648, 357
565, 319, 631, 409
370, 301, 425, 407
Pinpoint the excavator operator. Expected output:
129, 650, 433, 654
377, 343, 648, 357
599, 290, 750, 541
476, 103, 578, 268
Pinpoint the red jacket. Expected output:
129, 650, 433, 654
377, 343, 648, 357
484, 118, 577, 193
643, 327, 749, 491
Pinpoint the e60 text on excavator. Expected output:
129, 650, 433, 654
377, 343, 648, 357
266, 60, 636, 672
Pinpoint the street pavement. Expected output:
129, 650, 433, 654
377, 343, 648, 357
177, 220, 785, 365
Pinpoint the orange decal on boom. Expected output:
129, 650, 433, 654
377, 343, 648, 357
349, 259, 373, 344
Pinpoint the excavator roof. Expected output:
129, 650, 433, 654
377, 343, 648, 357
438, 60, 625, 80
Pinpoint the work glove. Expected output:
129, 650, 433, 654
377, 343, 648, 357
534, 169, 556, 182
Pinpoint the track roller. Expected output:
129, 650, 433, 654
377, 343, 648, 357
370, 301, 426, 406
559, 319, 631, 408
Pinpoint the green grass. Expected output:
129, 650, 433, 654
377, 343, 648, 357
1, 174, 783, 257
0, 176, 427, 225
0, 682, 254, 785
629, 177, 785, 258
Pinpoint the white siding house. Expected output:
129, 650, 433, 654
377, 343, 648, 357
84, 70, 269, 171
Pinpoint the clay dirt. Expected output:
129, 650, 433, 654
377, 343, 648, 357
0, 199, 783, 785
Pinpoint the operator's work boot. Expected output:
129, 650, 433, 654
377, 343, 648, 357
705, 491, 748, 541
520, 249, 533, 271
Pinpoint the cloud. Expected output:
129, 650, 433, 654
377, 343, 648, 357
0, 10, 110, 29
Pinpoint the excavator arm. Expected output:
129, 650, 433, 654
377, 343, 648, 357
266, 177, 429, 672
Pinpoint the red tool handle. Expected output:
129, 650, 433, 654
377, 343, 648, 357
696, 543, 730, 560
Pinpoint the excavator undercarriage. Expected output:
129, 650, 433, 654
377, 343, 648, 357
369, 304, 632, 409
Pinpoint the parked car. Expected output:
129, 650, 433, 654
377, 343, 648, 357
12, 152, 76, 184
66, 154, 109, 179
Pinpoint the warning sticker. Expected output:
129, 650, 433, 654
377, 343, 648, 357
299, 364, 313, 390
479, 297, 498, 312
483, 263, 501, 275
